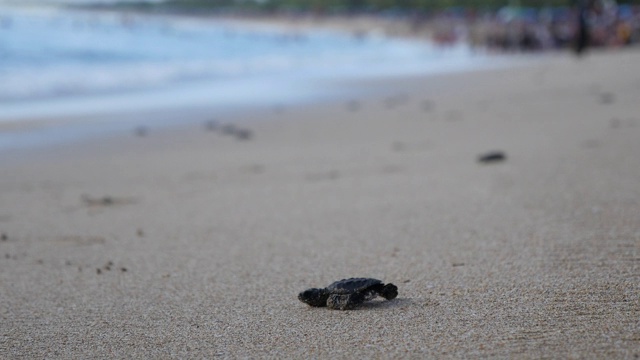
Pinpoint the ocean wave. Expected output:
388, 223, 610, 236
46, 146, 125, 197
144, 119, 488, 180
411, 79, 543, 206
0, 5, 480, 103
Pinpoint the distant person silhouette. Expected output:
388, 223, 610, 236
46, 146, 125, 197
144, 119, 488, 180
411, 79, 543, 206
574, 0, 617, 55
574, 0, 593, 54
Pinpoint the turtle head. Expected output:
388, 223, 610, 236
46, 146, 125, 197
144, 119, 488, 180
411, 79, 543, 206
298, 288, 329, 307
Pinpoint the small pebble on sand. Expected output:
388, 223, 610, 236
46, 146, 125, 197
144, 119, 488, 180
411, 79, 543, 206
478, 151, 506, 164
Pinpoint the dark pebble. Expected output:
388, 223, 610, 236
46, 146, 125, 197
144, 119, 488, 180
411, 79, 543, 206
96, 268, 102, 275
1, 233, 7, 241
478, 151, 506, 164
81, 195, 113, 206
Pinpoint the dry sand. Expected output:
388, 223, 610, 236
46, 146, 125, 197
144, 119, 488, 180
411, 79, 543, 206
1, 49, 640, 358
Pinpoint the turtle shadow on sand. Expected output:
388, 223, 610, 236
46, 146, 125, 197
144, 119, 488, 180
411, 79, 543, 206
356, 297, 413, 310
297, 297, 413, 312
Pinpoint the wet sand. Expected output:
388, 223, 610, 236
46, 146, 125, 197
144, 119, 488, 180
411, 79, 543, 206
1, 49, 639, 358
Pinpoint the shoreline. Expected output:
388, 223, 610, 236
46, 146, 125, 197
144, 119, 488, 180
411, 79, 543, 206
0, 51, 535, 152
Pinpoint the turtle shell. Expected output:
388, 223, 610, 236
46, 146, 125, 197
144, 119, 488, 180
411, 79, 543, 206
326, 278, 382, 294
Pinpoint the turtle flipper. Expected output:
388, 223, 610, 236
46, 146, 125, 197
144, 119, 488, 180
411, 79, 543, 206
327, 293, 365, 310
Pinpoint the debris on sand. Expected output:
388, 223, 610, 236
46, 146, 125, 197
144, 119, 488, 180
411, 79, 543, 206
478, 151, 506, 164
81, 195, 137, 207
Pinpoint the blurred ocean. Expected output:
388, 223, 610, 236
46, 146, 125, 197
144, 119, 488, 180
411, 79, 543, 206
4, 4, 447, 102
0, 2, 504, 121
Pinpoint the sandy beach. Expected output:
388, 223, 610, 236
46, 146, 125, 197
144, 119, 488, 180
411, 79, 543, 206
1, 48, 639, 358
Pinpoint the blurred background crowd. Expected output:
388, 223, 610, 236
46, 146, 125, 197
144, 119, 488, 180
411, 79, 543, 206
427, 2, 640, 51
2, 0, 637, 55
86, 0, 640, 53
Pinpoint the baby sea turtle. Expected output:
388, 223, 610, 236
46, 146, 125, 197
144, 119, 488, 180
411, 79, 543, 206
298, 278, 398, 310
